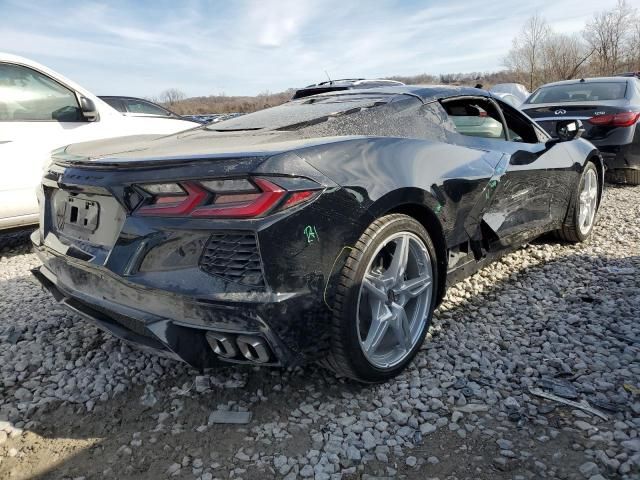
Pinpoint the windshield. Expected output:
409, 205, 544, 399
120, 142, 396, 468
207, 94, 393, 131
527, 82, 627, 104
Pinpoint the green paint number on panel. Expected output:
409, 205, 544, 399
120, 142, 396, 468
304, 225, 319, 244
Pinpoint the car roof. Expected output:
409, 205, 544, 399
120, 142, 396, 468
536, 77, 634, 88
301, 78, 404, 88
297, 84, 490, 103
292, 79, 406, 99
99, 96, 157, 102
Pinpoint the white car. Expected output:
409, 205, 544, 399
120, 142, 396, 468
0, 53, 198, 233
489, 83, 531, 108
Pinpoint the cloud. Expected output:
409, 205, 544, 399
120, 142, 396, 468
244, 0, 315, 47
0, 0, 620, 97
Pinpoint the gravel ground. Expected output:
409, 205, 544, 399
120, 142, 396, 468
0, 185, 639, 480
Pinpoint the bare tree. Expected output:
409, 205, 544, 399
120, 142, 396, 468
145, 95, 161, 104
159, 88, 186, 106
543, 33, 594, 81
623, 21, 640, 71
504, 15, 550, 90
439, 73, 461, 84
584, 0, 636, 75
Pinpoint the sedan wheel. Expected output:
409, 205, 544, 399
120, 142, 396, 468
357, 232, 433, 368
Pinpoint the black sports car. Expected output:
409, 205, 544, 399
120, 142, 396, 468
521, 76, 640, 185
32, 85, 603, 382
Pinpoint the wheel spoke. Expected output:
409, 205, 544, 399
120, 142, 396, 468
579, 191, 589, 206
390, 305, 411, 352
398, 274, 431, 298
362, 310, 391, 354
384, 235, 410, 285
363, 275, 388, 303
578, 207, 588, 228
589, 175, 597, 198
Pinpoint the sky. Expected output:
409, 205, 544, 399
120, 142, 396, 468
0, 0, 624, 98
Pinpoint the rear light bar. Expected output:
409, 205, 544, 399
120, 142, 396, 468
588, 111, 640, 128
136, 183, 208, 216
135, 177, 320, 218
190, 178, 284, 218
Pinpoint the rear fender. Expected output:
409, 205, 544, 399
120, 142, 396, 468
361, 189, 449, 306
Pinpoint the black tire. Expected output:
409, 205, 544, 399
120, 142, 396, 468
0, 227, 34, 250
625, 169, 640, 185
556, 161, 600, 243
322, 214, 438, 383
605, 168, 640, 185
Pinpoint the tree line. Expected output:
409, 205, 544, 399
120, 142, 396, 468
505, 0, 639, 90
156, 0, 639, 115
154, 89, 294, 115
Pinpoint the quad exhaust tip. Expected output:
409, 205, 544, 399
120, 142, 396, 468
236, 335, 271, 363
205, 332, 238, 358
205, 331, 271, 364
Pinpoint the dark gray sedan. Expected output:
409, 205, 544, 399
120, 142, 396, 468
521, 77, 640, 184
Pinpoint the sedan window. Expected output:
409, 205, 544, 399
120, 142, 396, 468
0, 63, 81, 122
125, 99, 171, 116
527, 82, 627, 104
101, 97, 126, 112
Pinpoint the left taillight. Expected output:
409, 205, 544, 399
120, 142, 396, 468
135, 177, 320, 218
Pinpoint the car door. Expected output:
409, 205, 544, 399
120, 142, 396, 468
440, 95, 580, 247
0, 62, 101, 226
480, 98, 581, 246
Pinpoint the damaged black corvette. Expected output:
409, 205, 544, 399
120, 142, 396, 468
32, 85, 603, 382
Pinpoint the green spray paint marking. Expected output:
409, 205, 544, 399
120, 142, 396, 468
304, 225, 319, 244
434, 204, 443, 215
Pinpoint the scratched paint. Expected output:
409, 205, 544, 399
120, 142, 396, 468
485, 179, 499, 199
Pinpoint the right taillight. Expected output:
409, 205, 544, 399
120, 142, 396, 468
588, 111, 640, 128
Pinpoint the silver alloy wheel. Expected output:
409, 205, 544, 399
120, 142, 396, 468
578, 169, 598, 235
356, 232, 433, 368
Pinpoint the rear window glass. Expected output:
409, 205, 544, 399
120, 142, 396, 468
527, 82, 627, 104
208, 94, 392, 131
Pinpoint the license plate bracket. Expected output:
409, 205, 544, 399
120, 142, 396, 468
64, 197, 100, 233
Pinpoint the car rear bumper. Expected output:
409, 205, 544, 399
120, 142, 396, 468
530, 115, 639, 171
31, 236, 332, 369
598, 143, 640, 171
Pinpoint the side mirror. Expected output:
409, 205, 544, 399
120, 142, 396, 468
556, 119, 584, 142
79, 96, 99, 122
